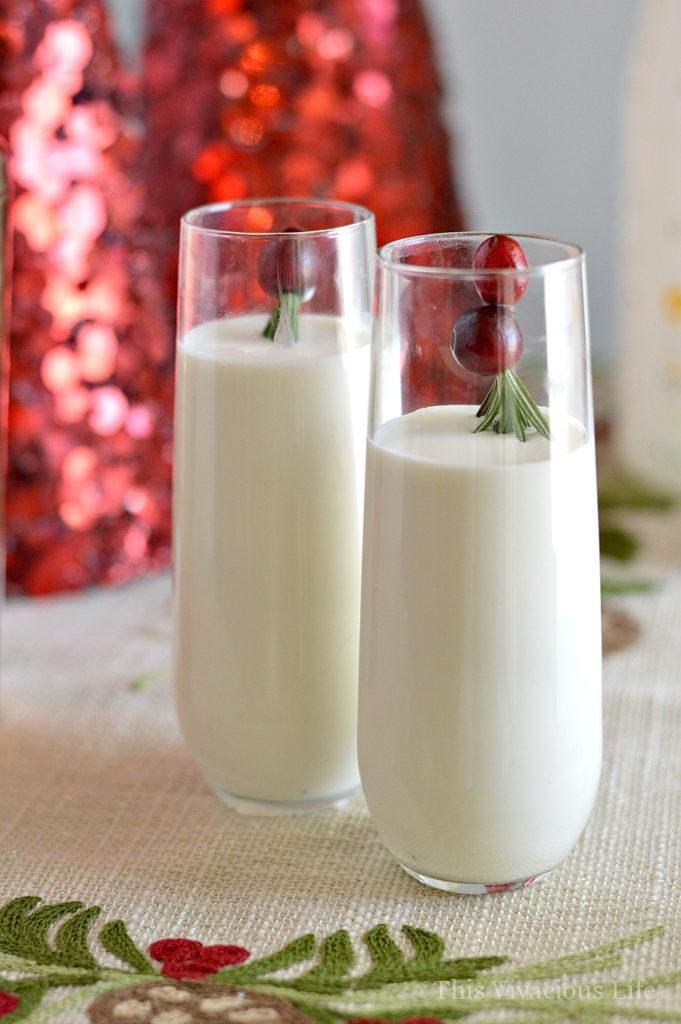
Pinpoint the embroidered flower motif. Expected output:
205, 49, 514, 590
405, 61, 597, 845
88, 982, 316, 1024
2, 894, 678, 1024
149, 938, 250, 980
0, 993, 19, 1018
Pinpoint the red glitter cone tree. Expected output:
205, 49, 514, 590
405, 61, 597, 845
0, 1, 174, 594
144, 0, 463, 244
143, 0, 469, 416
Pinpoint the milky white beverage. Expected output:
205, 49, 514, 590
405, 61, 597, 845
174, 314, 370, 811
359, 405, 602, 886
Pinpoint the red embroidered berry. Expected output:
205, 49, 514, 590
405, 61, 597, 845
200, 944, 251, 967
161, 957, 219, 981
149, 938, 203, 962
401, 1018, 444, 1024
257, 227, 315, 301
472, 234, 529, 305
451, 305, 523, 377
0, 993, 19, 1018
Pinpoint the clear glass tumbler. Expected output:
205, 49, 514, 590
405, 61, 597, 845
359, 233, 602, 892
174, 199, 375, 814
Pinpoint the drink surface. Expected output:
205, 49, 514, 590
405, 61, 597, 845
359, 404, 602, 883
174, 314, 370, 805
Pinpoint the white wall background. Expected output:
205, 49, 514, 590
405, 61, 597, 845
107, 0, 643, 355
425, 0, 643, 356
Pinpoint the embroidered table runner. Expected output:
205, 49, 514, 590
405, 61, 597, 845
1, 574, 680, 1022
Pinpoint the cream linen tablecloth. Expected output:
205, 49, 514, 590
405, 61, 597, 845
0, 572, 680, 1022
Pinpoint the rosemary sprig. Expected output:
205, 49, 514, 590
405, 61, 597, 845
475, 369, 550, 442
263, 292, 303, 342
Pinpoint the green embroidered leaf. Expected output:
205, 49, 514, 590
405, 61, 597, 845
419, 956, 507, 982
598, 473, 677, 513
291, 1003, 343, 1024
16, 902, 84, 964
0, 897, 42, 955
364, 924, 406, 972
0, 979, 49, 1023
318, 930, 356, 977
35, 972, 101, 989
600, 522, 639, 563
347, 955, 507, 990
342, 924, 409, 989
0, 898, 109, 973
347, 1010, 469, 1023
402, 925, 445, 964
99, 920, 155, 975
216, 934, 316, 981
295, 930, 356, 991
53, 907, 100, 969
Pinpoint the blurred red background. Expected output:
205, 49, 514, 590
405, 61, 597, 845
0, 0, 463, 595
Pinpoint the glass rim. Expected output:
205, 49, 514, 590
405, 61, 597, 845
181, 197, 375, 238
377, 231, 584, 278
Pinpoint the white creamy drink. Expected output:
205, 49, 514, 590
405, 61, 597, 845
174, 314, 370, 809
359, 405, 602, 884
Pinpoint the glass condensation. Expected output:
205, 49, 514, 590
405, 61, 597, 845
358, 233, 602, 893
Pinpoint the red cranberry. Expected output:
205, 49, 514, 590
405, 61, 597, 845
451, 305, 523, 377
472, 234, 529, 305
257, 226, 315, 301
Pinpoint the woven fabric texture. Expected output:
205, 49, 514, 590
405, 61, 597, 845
0, 573, 679, 1019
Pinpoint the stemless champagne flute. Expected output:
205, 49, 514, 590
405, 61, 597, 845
174, 199, 375, 814
359, 233, 602, 892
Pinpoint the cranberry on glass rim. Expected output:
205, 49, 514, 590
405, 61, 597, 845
472, 233, 529, 305
449, 234, 550, 441
451, 305, 523, 377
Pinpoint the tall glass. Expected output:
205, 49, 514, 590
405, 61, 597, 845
359, 233, 602, 892
174, 199, 375, 814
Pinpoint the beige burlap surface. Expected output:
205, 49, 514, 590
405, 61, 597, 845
0, 573, 680, 1020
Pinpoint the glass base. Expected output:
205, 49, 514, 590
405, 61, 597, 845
209, 782, 359, 817
400, 862, 552, 895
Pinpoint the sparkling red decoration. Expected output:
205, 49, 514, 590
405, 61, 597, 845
143, 0, 464, 247
1, 0, 468, 595
0, 1, 174, 595
142, 0, 468, 418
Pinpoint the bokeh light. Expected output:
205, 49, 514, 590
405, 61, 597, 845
1, 0, 174, 595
